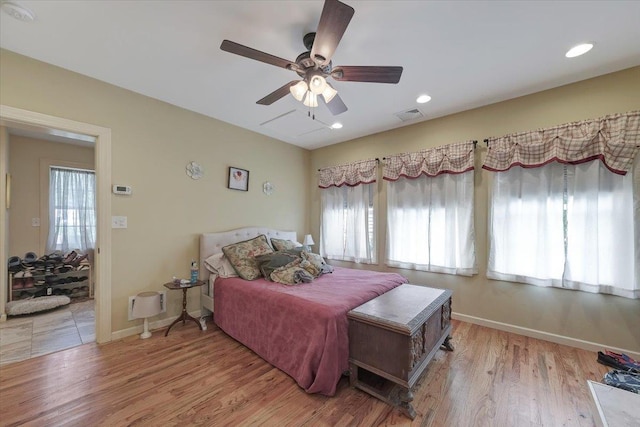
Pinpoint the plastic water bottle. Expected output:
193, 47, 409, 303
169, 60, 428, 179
190, 260, 198, 284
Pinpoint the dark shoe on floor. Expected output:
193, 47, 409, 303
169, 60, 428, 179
598, 351, 640, 373
605, 351, 640, 373
603, 369, 640, 394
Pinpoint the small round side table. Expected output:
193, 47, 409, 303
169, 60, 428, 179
163, 279, 206, 336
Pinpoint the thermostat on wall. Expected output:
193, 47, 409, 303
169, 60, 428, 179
112, 185, 132, 195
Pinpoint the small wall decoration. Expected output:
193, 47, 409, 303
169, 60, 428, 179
228, 167, 249, 191
186, 161, 204, 180
263, 181, 274, 195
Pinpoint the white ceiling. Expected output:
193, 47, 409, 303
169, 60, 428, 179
1, 0, 639, 150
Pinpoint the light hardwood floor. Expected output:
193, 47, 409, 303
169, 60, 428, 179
0, 319, 610, 426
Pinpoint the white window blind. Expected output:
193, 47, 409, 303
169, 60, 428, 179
488, 159, 638, 299
320, 183, 376, 264
386, 171, 476, 275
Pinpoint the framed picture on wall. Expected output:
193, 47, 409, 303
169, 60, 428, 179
228, 167, 249, 191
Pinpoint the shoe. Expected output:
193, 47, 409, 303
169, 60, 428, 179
598, 351, 640, 373
70, 254, 88, 267
8, 256, 22, 272
603, 369, 640, 394
12, 271, 25, 289
12, 276, 23, 290
54, 266, 72, 274
23, 271, 35, 288
62, 250, 77, 264
23, 252, 38, 264
604, 351, 640, 373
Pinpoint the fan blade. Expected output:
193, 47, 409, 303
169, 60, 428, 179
321, 93, 348, 115
311, 0, 355, 66
257, 81, 299, 105
332, 66, 403, 83
221, 40, 296, 70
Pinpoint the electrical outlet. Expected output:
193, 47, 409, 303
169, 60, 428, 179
31, 217, 40, 227
128, 290, 166, 321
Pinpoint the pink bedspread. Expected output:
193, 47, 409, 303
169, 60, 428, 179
213, 266, 407, 396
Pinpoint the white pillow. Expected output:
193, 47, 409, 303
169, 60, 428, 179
204, 253, 238, 278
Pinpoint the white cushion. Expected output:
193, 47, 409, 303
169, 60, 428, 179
204, 253, 238, 278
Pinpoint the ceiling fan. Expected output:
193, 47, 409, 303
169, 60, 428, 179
220, 0, 403, 116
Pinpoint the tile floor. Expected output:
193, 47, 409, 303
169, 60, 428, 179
0, 300, 95, 366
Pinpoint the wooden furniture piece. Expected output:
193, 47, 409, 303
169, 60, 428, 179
199, 228, 298, 316
163, 280, 206, 336
588, 380, 640, 426
9, 265, 92, 301
348, 284, 453, 419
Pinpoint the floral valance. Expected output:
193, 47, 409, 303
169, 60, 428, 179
482, 111, 640, 175
318, 159, 377, 188
382, 141, 475, 181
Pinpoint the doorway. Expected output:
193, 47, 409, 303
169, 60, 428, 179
0, 105, 112, 345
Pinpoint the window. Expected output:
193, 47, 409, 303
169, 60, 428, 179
320, 183, 376, 263
488, 160, 638, 298
386, 171, 476, 275
46, 167, 96, 253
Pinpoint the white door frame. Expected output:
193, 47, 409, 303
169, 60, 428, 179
0, 105, 112, 343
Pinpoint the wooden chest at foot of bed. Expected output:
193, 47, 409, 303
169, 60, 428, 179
348, 284, 453, 419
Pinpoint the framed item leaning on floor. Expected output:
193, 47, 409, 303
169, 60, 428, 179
228, 167, 249, 191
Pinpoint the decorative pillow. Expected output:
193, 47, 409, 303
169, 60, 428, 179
300, 259, 321, 277
271, 238, 301, 251
270, 259, 314, 285
204, 253, 238, 278
302, 251, 327, 271
255, 252, 300, 281
222, 235, 274, 280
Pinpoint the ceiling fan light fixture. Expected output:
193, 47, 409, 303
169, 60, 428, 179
331, 122, 343, 129
417, 94, 431, 104
322, 84, 338, 103
309, 75, 328, 95
290, 81, 308, 101
303, 92, 318, 108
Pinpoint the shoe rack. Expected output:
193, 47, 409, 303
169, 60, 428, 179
9, 265, 92, 302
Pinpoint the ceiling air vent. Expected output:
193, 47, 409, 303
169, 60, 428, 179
395, 108, 424, 122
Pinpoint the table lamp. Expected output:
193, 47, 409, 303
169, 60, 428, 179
303, 234, 315, 252
132, 291, 162, 339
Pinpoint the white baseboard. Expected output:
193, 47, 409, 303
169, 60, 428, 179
111, 310, 202, 341
452, 312, 640, 360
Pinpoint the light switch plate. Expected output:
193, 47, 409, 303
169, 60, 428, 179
111, 216, 127, 228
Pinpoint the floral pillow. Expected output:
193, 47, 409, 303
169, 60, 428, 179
270, 259, 314, 285
270, 238, 301, 251
255, 252, 300, 281
302, 251, 326, 272
222, 235, 274, 280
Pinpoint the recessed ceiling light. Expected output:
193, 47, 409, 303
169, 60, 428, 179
416, 94, 432, 104
565, 43, 594, 58
331, 122, 343, 129
1, 2, 35, 22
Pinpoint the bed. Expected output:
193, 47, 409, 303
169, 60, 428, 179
199, 227, 408, 396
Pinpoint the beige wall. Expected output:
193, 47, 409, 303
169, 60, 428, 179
8, 135, 94, 258
310, 66, 640, 353
0, 126, 9, 318
0, 49, 310, 332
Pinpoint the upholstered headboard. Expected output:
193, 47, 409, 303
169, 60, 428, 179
199, 227, 298, 279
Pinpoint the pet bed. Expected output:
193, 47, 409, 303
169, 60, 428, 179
6, 295, 71, 315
